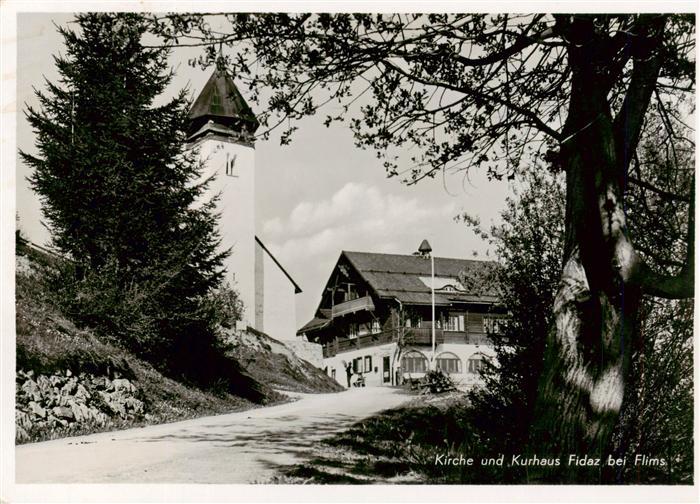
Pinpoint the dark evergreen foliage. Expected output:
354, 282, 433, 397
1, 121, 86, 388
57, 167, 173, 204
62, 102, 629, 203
20, 14, 244, 388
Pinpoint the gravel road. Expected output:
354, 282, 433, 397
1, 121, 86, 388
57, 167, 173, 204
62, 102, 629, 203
16, 387, 410, 483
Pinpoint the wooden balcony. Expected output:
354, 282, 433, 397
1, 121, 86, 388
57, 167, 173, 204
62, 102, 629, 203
321, 326, 495, 359
443, 331, 493, 345
404, 327, 444, 346
322, 330, 395, 358
331, 295, 375, 318
403, 328, 492, 346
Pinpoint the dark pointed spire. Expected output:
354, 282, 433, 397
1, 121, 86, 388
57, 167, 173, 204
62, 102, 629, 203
188, 69, 259, 142
418, 239, 432, 257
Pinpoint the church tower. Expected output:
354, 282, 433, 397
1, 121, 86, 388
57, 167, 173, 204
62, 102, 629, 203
187, 70, 259, 328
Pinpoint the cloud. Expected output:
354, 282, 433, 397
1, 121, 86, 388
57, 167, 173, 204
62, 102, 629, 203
261, 182, 457, 265
257, 180, 503, 325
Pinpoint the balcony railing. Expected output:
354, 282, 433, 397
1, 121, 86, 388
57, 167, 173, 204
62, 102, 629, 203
443, 331, 493, 345
404, 327, 444, 346
322, 330, 395, 358
321, 327, 495, 359
331, 295, 375, 318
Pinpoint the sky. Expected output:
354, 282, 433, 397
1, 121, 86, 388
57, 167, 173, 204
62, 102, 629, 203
15, 13, 512, 327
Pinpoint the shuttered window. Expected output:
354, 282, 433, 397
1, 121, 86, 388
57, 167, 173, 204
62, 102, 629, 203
210, 87, 224, 114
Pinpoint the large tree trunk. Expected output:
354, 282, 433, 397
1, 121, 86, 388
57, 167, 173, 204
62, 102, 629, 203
529, 113, 642, 482
526, 17, 693, 482
528, 19, 647, 480
531, 251, 641, 481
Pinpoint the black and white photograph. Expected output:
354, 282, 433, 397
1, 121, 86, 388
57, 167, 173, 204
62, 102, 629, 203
1, 2, 697, 501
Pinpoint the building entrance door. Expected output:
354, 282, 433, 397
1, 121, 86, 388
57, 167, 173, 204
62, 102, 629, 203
382, 356, 391, 384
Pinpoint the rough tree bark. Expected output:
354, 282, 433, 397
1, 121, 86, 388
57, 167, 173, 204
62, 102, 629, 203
529, 15, 693, 482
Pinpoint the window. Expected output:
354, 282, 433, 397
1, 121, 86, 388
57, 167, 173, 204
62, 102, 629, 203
344, 285, 358, 302
225, 153, 238, 177
210, 87, 224, 114
370, 319, 381, 334
401, 351, 429, 373
436, 352, 462, 374
364, 356, 372, 373
348, 323, 358, 338
353, 357, 362, 373
468, 354, 490, 374
483, 316, 504, 334
419, 276, 464, 290
445, 313, 465, 332
331, 368, 336, 380
404, 314, 422, 328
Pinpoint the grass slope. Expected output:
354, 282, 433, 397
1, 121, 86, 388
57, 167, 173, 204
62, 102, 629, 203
230, 327, 343, 394
16, 248, 268, 443
15, 242, 327, 443
15, 240, 340, 444
268, 393, 471, 484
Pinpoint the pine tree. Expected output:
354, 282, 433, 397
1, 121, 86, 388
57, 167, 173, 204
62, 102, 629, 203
21, 13, 235, 370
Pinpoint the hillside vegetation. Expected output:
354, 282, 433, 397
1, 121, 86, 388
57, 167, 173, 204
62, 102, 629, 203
15, 242, 338, 444
230, 328, 343, 394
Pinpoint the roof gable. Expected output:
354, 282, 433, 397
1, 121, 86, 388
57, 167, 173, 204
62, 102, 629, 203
298, 250, 499, 334
342, 251, 499, 305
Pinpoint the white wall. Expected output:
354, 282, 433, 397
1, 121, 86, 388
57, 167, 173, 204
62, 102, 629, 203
322, 342, 498, 389
323, 343, 396, 388
254, 241, 264, 329
193, 136, 256, 328
258, 241, 298, 341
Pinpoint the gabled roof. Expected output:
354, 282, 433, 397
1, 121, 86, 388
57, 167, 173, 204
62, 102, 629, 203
188, 70, 259, 137
298, 316, 330, 334
298, 250, 499, 334
342, 251, 499, 306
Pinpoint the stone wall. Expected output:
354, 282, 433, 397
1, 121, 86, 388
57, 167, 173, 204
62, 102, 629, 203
283, 340, 324, 369
15, 369, 144, 443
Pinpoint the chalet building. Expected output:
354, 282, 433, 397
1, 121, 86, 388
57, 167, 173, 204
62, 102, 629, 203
186, 70, 302, 343
297, 245, 506, 388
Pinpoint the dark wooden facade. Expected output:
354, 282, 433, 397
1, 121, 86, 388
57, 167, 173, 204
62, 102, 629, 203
298, 251, 505, 359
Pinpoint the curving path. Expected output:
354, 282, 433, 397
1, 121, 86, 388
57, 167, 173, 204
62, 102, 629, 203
15, 387, 410, 483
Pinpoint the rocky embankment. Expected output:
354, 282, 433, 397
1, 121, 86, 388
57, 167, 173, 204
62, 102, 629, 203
230, 328, 343, 394
15, 241, 341, 445
16, 369, 145, 443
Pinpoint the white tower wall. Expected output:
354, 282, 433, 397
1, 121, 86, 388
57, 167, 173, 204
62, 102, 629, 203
254, 239, 299, 341
193, 136, 256, 328
186, 71, 299, 340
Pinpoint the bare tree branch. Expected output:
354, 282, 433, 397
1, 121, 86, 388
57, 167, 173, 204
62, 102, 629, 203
612, 16, 666, 177
628, 176, 691, 203
636, 181, 694, 299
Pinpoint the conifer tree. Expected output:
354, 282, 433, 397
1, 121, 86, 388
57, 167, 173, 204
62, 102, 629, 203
21, 13, 235, 369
